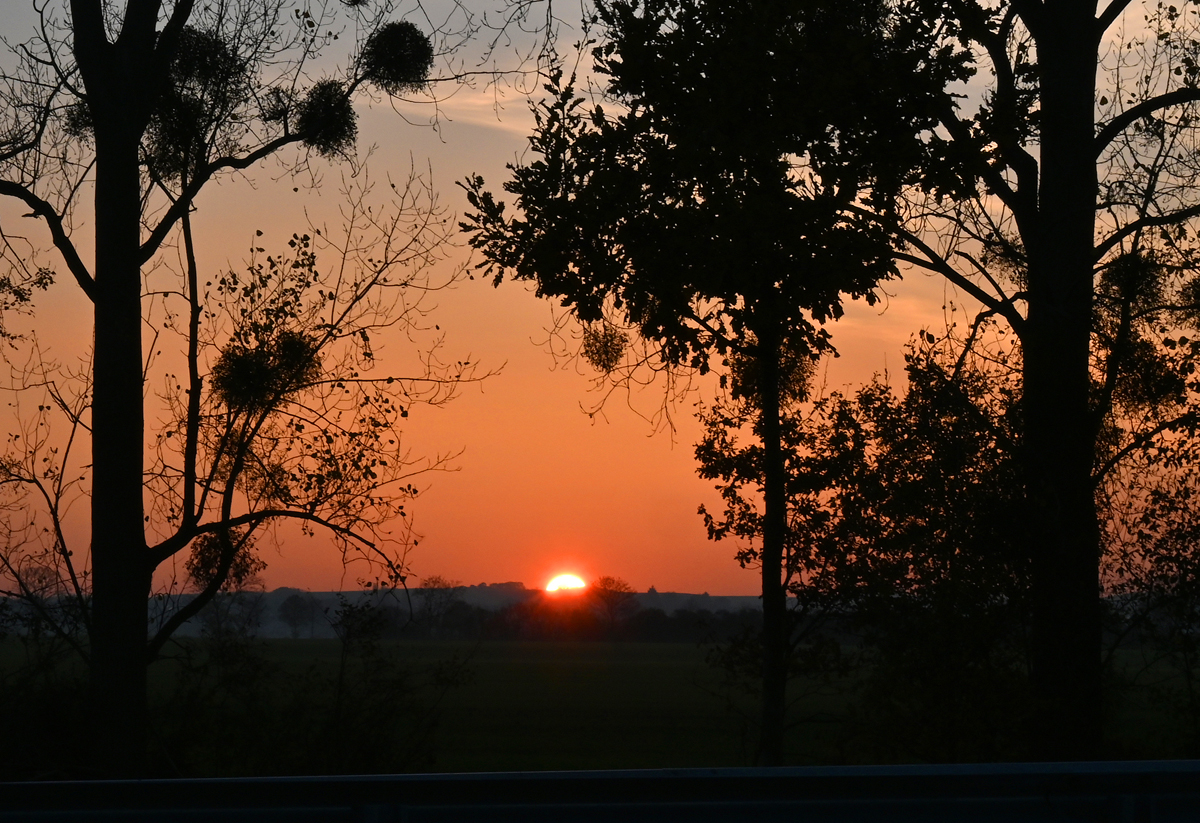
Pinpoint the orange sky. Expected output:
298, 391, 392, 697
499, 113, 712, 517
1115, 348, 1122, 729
223, 99, 953, 596
2, 10, 957, 596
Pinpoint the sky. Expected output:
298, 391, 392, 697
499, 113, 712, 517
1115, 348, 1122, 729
192, 95, 953, 596
0, 2, 958, 596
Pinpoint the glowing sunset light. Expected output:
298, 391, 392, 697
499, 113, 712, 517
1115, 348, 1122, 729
546, 574, 587, 592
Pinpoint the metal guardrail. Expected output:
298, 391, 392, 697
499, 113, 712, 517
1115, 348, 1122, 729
1, 761, 1198, 821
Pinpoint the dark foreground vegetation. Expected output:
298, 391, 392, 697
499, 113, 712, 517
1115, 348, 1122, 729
3, 584, 1200, 780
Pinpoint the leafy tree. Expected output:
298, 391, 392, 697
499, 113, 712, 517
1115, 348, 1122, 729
0, 0, 473, 774
707, 278, 1200, 761
697, 323, 1032, 760
470, 0, 1200, 758
414, 575, 465, 638
278, 591, 323, 639
872, 0, 1200, 757
462, 0, 965, 763
589, 575, 637, 631
828, 337, 1030, 760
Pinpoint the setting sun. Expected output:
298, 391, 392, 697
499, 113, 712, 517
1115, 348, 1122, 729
546, 574, 587, 592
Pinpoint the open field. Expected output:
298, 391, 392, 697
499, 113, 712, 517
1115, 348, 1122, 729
3, 636, 1199, 777
398, 641, 752, 771
184, 639, 1200, 769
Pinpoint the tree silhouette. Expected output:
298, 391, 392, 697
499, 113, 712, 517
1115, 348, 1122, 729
462, 0, 964, 764
0, 1, 471, 775
589, 576, 637, 632
876, 0, 1200, 757
278, 592, 322, 639
471, 0, 1200, 759
414, 575, 465, 638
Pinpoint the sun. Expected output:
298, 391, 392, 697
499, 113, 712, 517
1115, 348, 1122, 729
546, 574, 587, 592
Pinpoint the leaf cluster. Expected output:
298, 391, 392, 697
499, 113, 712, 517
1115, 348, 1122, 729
296, 79, 358, 158
145, 26, 254, 181
698, 336, 1027, 615
357, 21, 435, 96
184, 529, 267, 594
211, 330, 322, 413
463, 0, 972, 377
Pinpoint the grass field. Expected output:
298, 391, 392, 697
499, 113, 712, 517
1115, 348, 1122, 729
1, 637, 765, 775
402, 641, 752, 771
255, 639, 1200, 769
4, 636, 1199, 776
239, 639, 760, 771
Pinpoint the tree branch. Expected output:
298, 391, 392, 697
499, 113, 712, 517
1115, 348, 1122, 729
937, 101, 1035, 227
1095, 88, 1200, 158
946, 0, 1040, 200
138, 135, 301, 264
894, 247, 1026, 334
145, 527, 254, 662
1009, 0, 1044, 39
0, 180, 95, 301
1092, 410, 1199, 484
1095, 201, 1200, 259
886, 219, 1027, 333
68, 0, 109, 87
25, 473, 90, 633
149, 509, 377, 567
149, 0, 196, 85
180, 200, 202, 529
0, 549, 90, 662
953, 249, 1017, 306
119, 0, 167, 50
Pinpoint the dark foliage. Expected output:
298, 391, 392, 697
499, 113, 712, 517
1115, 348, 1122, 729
463, 0, 970, 366
210, 330, 321, 412
145, 26, 252, 181
359, 21, 435, 96
807, 341, 1033, 761
461, 1, 971, 764
581, 324, 627, 373
278, 592, 323, 639
296, 79, 358, 158
184, 530, 267, 594
146, 593, 469, 777
697, 329, 1035, 760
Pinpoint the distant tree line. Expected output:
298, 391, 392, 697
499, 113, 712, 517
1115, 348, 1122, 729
274, 578, 765, 644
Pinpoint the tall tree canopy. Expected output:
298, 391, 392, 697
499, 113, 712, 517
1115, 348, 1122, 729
467, 0, 1200, 760
463, 0, 968, 763
878, 0, 1200, 758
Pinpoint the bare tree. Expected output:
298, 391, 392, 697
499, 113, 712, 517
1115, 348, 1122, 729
0, 0, 501, 774
413, 574, 463, 637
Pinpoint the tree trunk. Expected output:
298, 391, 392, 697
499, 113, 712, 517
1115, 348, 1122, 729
1023, 4, 1103, 760
87, 120, 151, 778
757, 330, 788, 766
